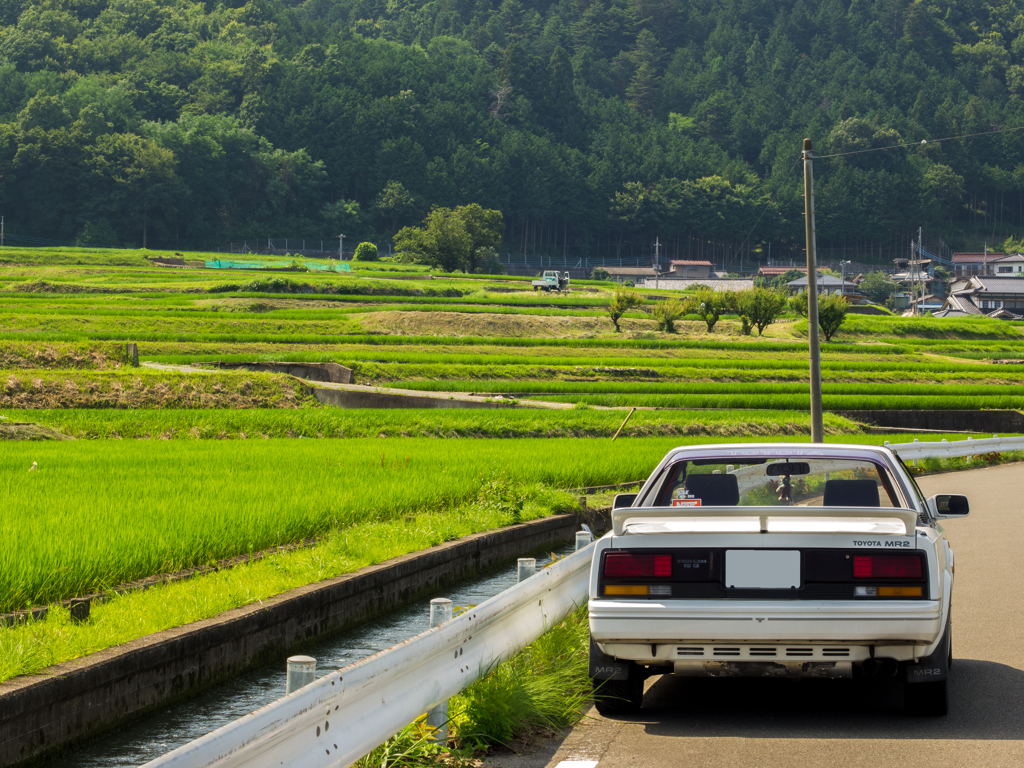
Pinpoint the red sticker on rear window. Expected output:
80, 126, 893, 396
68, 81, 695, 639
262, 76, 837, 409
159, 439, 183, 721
673, 499, 701, 507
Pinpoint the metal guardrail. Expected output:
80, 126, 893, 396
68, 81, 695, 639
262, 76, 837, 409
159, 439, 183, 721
886, 435, 1024, 461
142, 541, 595, 768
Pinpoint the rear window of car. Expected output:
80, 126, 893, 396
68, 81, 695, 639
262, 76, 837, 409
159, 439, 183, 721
644, 457, 903, 508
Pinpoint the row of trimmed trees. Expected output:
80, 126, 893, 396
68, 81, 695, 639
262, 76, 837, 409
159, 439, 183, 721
608, 287, 849, 341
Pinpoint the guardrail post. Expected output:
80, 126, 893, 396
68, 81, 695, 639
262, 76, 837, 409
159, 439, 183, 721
967, 436, 973, 462
517, 558, 536, 582
912, 438, 919, 466
285, 656, 316, 694
426, 598, 453, 743
575, 530, 594, 550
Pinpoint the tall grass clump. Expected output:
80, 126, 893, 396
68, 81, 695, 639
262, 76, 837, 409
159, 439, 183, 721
357, 606, 592, 767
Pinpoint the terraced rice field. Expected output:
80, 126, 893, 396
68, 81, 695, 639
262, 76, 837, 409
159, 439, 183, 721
1, 246, 1023, 626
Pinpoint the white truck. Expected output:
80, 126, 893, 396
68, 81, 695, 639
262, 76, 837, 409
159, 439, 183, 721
588, 443, 969, 716
531, 270, 570, 291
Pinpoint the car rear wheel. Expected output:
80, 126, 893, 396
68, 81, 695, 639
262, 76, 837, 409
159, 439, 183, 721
905, 679, 948, 716
593, 675, 644, 715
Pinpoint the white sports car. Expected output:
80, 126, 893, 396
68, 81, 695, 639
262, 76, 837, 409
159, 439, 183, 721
588, 442, 969, 716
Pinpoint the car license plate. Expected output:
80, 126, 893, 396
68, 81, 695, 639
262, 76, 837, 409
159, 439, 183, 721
725, 550, 801, 589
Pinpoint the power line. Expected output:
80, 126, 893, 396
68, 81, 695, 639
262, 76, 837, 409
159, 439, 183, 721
737, 158, 801, 255
813, 124, 1024, 159
737, 123, 1024, 258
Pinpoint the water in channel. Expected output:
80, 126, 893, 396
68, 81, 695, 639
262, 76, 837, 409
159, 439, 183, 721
48, 546, 575, 767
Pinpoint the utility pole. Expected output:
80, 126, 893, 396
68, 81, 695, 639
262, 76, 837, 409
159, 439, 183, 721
909, 239, 916, 314
653, 237, 661, 290
802, 138, 824, 444
918, 226, 924, 313
338, 233, 345, 260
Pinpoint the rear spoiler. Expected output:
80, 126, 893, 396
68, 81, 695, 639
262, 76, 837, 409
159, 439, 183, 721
611, 505, 919, 536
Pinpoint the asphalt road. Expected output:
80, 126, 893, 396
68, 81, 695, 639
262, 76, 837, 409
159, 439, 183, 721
484, 462, 1024, 768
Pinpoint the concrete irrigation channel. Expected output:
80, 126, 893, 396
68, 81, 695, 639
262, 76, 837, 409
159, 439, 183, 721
0, 508, 610, 766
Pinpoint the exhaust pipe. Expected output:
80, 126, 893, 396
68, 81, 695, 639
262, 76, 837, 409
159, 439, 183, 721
879, 658, 899, 677
861, 658, 879, 677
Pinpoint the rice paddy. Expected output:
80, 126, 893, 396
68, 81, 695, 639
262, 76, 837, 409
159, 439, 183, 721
1, 245, 1023, 681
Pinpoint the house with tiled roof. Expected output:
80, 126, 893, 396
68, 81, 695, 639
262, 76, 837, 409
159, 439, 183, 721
757, 266, 807, 277
787, 274, 858, 295
669, 259, 713, 278
936, 275, 1024, 319
991, 253, 1024, 276
951, 252, 1004, 278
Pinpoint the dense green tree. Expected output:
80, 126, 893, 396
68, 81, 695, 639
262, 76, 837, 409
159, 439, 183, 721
394, 203, 503, 272
2, 0, 1024, 256
859, 271, 899, 304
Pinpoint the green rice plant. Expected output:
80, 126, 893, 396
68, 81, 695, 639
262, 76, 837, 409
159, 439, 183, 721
0, 437, 688, 611
0, 484, 577, 681
537, 392, 1024, 410
2, 407, 863, 441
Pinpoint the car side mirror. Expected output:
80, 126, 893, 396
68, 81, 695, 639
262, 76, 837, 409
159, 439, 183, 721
928, 494, 970, 519
612, 493, 637, 510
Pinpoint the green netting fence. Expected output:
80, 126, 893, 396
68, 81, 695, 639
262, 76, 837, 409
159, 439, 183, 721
204, 260, 351, 272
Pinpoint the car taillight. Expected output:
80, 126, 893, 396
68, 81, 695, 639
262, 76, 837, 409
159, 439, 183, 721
853, 555, 922, 579
604, 553, 672, 578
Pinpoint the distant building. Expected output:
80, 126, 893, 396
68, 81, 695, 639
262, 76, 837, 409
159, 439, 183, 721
951, 252, 1004, 278
787, 274, 858, 295
598, 266, 660, 283
757, 266, 807, 277
936, 275, 1024, 319
909, 294, 946, 314
991, 253, 1024, 276
638, 278, 755, 291
669, 260, 713, 278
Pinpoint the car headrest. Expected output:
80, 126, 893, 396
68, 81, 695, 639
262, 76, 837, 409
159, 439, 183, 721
683, 473, 740, 506
823, 479, 880, 508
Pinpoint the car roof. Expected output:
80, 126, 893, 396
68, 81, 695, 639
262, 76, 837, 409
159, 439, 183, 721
659, 442, 896, 465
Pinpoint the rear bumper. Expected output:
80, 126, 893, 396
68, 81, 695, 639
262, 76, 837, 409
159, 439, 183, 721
589, 598, 942, 646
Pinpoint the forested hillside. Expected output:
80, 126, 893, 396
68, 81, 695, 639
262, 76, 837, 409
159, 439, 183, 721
2, 0, 1024, 263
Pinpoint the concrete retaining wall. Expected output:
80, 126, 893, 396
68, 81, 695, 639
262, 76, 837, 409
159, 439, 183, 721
312, 387, 512, 409
0, 514, 594, 766
201, 361, 353, 384
837, 410, 1024, 433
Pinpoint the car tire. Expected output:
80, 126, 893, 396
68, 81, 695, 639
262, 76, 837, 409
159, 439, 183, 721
905, 679, 948, 716
593, 675, 644, 715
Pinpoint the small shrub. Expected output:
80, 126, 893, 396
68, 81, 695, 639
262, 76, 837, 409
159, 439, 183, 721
652, 298, 684, 333
684, 288, 731, 333
354, 242, 379, 261
790, 291, 849, 342
591, 267, 611, 281
607, 286, 644, 332
735, 287, 787, 335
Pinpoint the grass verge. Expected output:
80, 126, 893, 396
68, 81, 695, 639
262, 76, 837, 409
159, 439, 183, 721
356, 606, 592, 768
